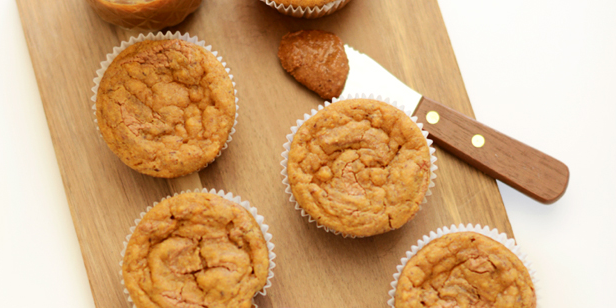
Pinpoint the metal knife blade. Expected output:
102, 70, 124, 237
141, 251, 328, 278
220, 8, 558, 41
341, 45, 423, 111
340, 44, 569, 204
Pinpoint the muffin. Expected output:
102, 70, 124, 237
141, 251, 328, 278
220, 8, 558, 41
278, 29, 349, 100
261, 0, 351, 18
95, 38, 236, 178
393, 230, 537, 308
122, 191, 272, 308
86, 0, 203, 30
285, 98, 434, 237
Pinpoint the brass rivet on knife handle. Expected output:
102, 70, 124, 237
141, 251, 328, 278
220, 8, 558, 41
413, 97, 569, 204
426, 111, 440, 124
472, 134, 485, 148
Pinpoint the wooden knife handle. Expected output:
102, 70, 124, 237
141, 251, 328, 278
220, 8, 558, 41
413, 97, 569, 204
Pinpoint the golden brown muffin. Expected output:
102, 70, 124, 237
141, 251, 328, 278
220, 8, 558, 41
395, 232, 536, 308
287, 99, 431, 237
86, 0, 202, 30
274, 0, 340, 6
122, 192, 270, 308
263, 0, 351, 18
278, 30, 349, 100
96, 39, 236, 178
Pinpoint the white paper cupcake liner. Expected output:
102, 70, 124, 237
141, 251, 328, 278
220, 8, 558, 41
90, 31, 239, 174
387, 223, 540, 308
119, 188, 276, 308
261, 0, 351, 18
280, 93, 438, 238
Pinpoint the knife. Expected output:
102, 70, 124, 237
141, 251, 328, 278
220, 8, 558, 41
340, 45, 569, 204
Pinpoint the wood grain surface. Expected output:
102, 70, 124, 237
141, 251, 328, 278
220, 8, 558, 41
16, 0, 513, 307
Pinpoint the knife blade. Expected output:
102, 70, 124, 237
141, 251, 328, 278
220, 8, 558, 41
340, 45, 569, 204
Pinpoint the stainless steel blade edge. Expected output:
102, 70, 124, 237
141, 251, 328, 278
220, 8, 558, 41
340, 45, 423, 112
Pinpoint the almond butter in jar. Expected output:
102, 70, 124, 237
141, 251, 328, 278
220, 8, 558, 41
86, 0, 203, 30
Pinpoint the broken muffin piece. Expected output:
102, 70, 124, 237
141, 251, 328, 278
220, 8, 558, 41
278, 30, 349, 100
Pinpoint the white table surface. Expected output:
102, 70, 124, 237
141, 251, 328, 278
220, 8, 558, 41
1, 0, 614, 306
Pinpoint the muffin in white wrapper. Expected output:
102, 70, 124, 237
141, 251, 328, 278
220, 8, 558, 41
119, 188, 275, 308
261, 0, 351, 18
388, 223, 539, 308
90, 31, 239, 178
85, 0, 203, 31
281, 93, 438, 238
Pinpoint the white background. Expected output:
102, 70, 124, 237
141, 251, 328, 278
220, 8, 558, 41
1, 0, 614, 306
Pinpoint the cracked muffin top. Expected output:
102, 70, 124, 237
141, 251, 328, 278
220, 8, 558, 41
96, 39, 236, 178
122, 192, 269, 308
394, 232, 536, 308
287, 99, 431, 237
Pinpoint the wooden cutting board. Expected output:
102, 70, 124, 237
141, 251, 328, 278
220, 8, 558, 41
16, 0, 513, 307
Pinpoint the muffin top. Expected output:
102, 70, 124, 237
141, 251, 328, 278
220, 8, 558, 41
87, 0, 202, 30
96, 39, 236, 178
278, 29, 349, 100
287, 99, 431, 237
273, 0, 337, 7
122, 192, 269, 308
395, 232, 536, 308
102, 0, 157, 3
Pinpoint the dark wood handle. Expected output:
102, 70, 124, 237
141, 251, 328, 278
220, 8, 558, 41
414, 97, 569, 204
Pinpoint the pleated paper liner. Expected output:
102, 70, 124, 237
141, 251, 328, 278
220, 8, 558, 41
387, 223, 540, 308
281, 93, 438, 238
90, 31, 239, 177
261, 0, 351, 18
119, 188, 276, 308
